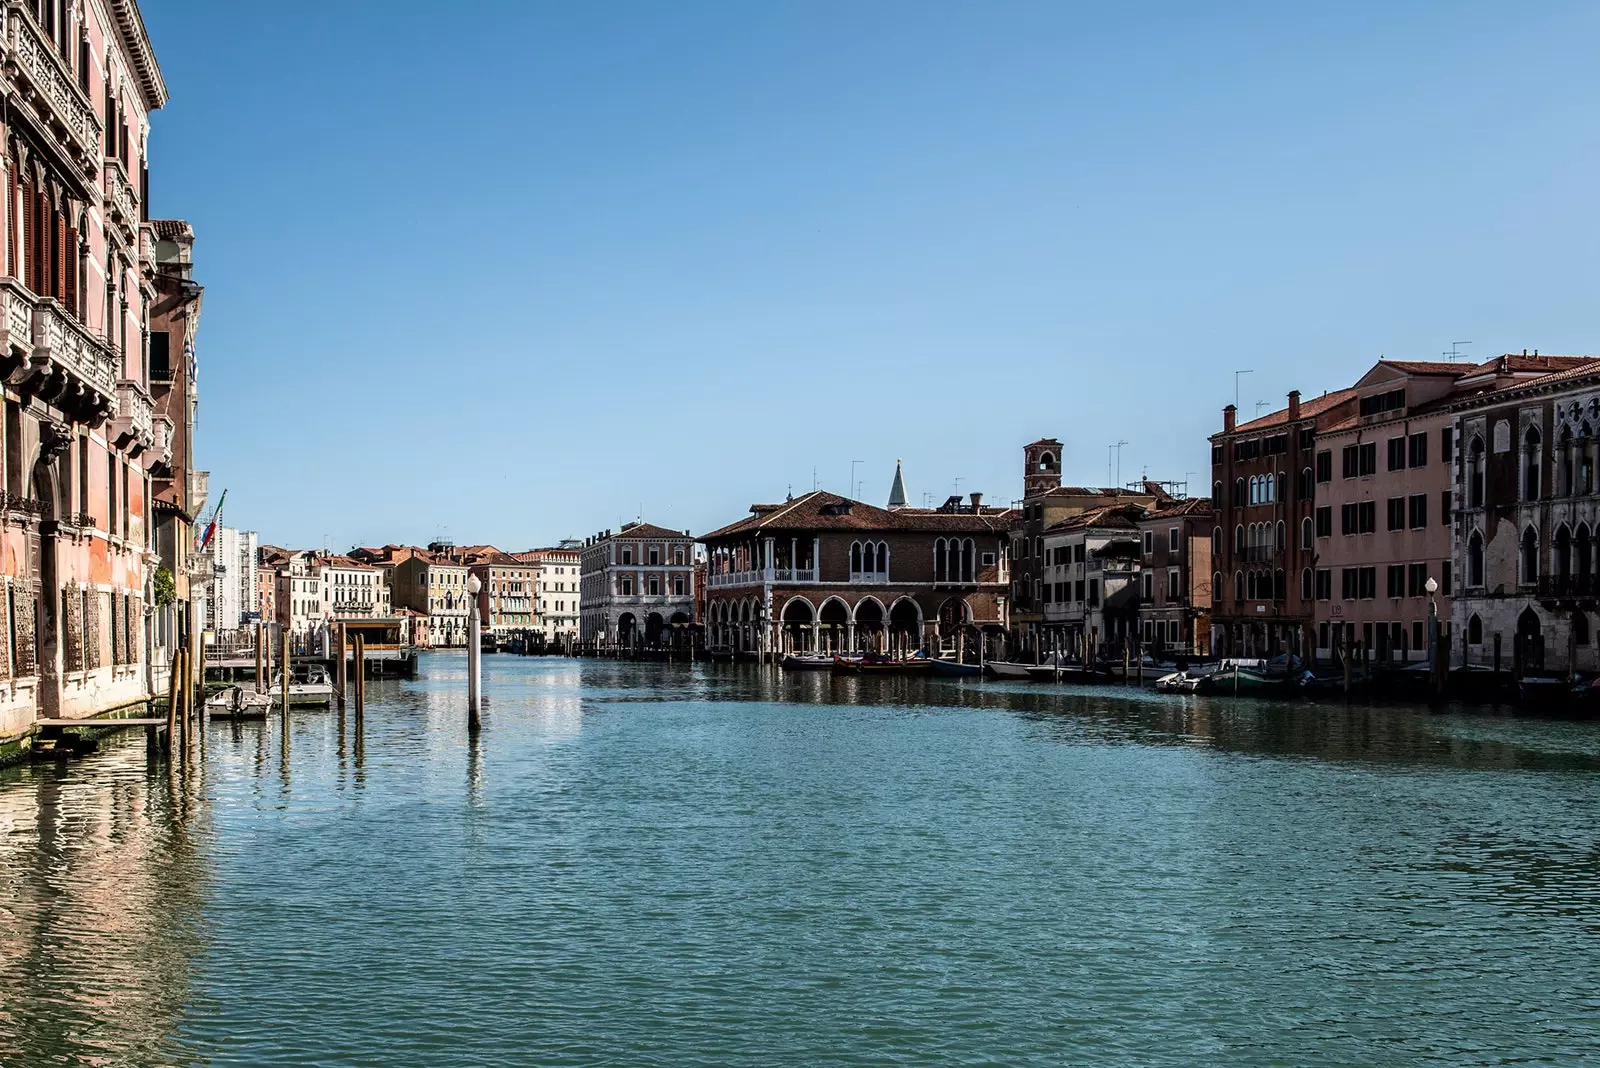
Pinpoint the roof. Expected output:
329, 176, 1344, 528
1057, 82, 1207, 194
1043, 504, 1147, 535
513, 547, 581, 563
318, 554, 379, 571
108, 0, 167, 110
1377, 360, 1467, 376
1227, 388, 1359, 435
1024, 437, 1063, 448
608, 522, 692, 541
1144, 496, 1214, 521
151, 219, 192, 242
1050, 486, 1150, 499
702, 490, 1014, 540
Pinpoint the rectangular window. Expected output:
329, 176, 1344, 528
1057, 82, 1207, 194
1443, 560, 1452, 595
648, 578, 660, 596
1341, 568, 1357, 599
1315, 569, 1331, 600
1387, 564, 1404, 598
1142, 572, 1153, 600
1319, 620, 1330, 649
1408, 432, 1428, 468
1441, 427, 1454, 464
1359, 500, 1376, 534
1359, 567, 1376, 599
1075, 580, 1085, 602
1412, 620, 1425, 652
1142, 531, 1153, 556
1359, 442, 1377, 476
1408, 563, 1428, 597
1409, 493, 1428, 529
1441, 490, 1452, 526
1316, 450, 1333, 483
1341, 503, 1357, 535
1316, 506, 1333, 538
648, 548, 660, 566
621, 577, 633, 596
1088, 580, 1099, 607
1341, 445, 1358, 479
1167, 569, 1180, 599
621, 548, 632, 566
1168, 527, 1179, 552
1388, 437, 1407, 472
1387, 497, 1405, 531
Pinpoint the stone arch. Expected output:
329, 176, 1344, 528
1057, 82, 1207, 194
1467, 528, 1484, 587
1521, 525, 1539, 585
818, 597, 850, 653
888, 597, 922, 655
781, 596, 815, 652
937, 597, 970, 637
645, 611, 665, 646
854, 596, 886, 652
1467, 612, 1482, 645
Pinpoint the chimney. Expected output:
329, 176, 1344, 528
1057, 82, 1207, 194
970, 492, 983, 511
1288, 390, 1301, 421
1223, 404, 1237, 433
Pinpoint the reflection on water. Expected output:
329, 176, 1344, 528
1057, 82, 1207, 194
0, 655, 1597, 1066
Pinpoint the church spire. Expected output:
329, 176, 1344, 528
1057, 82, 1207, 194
887, 458, 909, 510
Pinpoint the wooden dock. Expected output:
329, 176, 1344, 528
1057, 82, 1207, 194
36, 718, 168, 729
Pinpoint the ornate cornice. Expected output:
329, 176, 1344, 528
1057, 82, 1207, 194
106, 0, 166, 112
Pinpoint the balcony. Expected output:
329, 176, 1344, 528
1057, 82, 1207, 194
0, 278, 31, 355
151, 413, 174, 468
708, 567, 819, 588
103, 161, 138, 244
190, 470, 209, 516
111, 380, 154, 453
25, 300, 117, 424
1538, 574, 1599, 601
1, 3, 102, 172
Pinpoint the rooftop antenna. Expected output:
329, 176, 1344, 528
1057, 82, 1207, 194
1444, 340, 1472, 362
924, 492, 932, 508
1255, 400, 1270, 416
812, 466, 818, 492
1234, 369, 1253, 409
1109, 440, 1129, 489
850, 459, 864, 501
954, 477, 964, 497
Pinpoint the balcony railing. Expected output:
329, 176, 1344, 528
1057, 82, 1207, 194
2, 3, 101, 167
0, 278, 31, 354
190, 470, 209, 515
152, 414, 174, 467
103, 161, 138, 242
111, 380, 154, 453
709, 567, 820, 587
31, 299, 117, 421
1538, 574, 1599, 598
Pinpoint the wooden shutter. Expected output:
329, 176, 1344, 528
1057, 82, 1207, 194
5, 165, 15, 279
64, 224, 77, 318
53, 206, 65, 302
24, 183, 37, 293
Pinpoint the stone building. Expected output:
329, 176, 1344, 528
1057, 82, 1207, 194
516, 543, 580, 640
1450, 356, 1600, 675
380, 547, 469, 648
455, 546, 536, 635
204, 525, 257, 636
1008, 437, 1163, 658
322, 554, 385, 620
701, 488, 1014, 659
1037, 504, 1145, 659
579, 522, 696, 648
1210, 389, 1357, 660
0, 0, 175, 747
1136, 496, 1213, 657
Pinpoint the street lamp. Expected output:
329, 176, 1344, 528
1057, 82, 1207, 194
1425, 575, 1440, 696
466, 573, 482, 731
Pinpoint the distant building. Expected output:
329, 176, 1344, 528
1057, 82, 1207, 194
321, 555, 386, 620
1136, 497, 1213, 657
205, 526, 258, 635
516, 543, 581, 640
454, 546, 537, 635
579, 524, 697, 648
385, 549, 469, 648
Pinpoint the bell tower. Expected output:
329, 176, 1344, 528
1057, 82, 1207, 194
1023, 438, 1062, 498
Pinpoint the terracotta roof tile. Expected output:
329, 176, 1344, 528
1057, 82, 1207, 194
1379, 360, 1468, 375
1227, 388, 1359, 435
702, 490, 1014, 540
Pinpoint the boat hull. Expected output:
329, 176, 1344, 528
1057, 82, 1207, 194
931, 660, 981, 677
982, 661, 1034, 680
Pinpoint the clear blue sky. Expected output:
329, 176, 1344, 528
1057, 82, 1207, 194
144, 0, 1600, 550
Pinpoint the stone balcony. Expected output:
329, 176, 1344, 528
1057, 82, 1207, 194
111, 380, 154, 454
103, 161, 139, 245
13, 299, 118, 426
0, 278, 31, 357
151, 413, 174, 468
190, 470, 209, 516
1, 3, 102, 174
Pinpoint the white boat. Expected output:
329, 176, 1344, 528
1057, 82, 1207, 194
982, 661, 1034, 680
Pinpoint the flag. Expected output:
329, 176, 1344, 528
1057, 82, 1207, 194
196, 488, 226, 552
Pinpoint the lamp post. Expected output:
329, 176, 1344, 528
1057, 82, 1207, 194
1425, 575, 1440, 698
466, 572, 482, 731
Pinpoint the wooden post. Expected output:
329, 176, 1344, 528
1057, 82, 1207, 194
1493, 631, 1502, 676
255, 621, 265, 694
1122, 638, 1130, 685
1342, 626, 1353, 695
165, 646, 182, 754
336, 622, 347, 709
280, 627, 291, 716
353, 635, 365, 718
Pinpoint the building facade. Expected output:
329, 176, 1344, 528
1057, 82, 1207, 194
0, 0, 175, 744
205, 525, 257, 636
387, 550, 469, 647
1136, 496, 1213, 657
457, 547, 536, 635
579, 523, 696, 648
1037, 505, 1144, 659
517, 544, 580, 640
701, 489, 1014, 659
1451, 358, 1600, 676
1210, 389, 1358, 660
323, 555, 385, 620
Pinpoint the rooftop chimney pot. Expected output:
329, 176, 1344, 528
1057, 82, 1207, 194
1223, 404, 1237, 433
1288, 390, 1301, 422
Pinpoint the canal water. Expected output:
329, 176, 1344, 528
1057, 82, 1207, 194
2, 656, 1599, 1066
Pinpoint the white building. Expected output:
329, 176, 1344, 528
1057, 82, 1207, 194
322, 555, 387, 619
206, 526, 259, 636
517, 542, 581, 639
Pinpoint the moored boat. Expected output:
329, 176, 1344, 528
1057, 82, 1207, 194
832, 655, 935, 676
930, 658, 981, 677
982, 661, 1034, 680
781, 653, 835, 670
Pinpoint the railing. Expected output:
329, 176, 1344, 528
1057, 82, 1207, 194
709, 567, 819, 587
3, 4, 101, 164
33, 300, 117, 402
0, 492, 45, 516
771, 568, 816, 583
103, 161, 138, 240
848, 572, 890, 585
112, 380, 154, 450
1538, 574, 1600, 598
0, 278, 31, 349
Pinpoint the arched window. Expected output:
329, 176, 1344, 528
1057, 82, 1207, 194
1234, 478, 1246, 507
1235, 525, 1245, 554
1249, 475, 1259, 505
1276, 520, 1286, 552
1246, 571, 1256, 600
1556, 524, 1572, 583
1469, 436, 1485, 508
1576, 611, 1591, 646
851, 542, 862, 574
1213, 481, 1223, 506
1560, 425, 1575, 496
962, 539, 974, 582
1468, 529, 1484, 587
1275, 471, 1286, 502
1234, 571, 1244, 603
934, 538, 946, 582
876, 542, 888, 575
1213, 526, 1222, 555
1521, 526, 1539, 585
1300, 568, 1313, 600
1524, 425, 1542, 502
1273, 568, 1286, 601
1468, 613, 1482, 644
1300, 516, 1313, 550
1582, 424, 1595, 495
1579, 525, 1593, 586
1039, 451, 1054, 469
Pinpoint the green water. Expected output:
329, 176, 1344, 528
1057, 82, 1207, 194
2, 655, 1599, 1066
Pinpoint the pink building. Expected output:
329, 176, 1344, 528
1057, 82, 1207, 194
0, 0, 172, 747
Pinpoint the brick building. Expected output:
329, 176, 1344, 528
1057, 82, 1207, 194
579, 523, 696, 649
701, 487, 1014, 659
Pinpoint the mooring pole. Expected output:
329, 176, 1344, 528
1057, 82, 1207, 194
466, 573, 482, 732
165, 646, 181, 755
281, 626, 291, 717
353, 635, 365, 719
336, 622, 347, 709
255, 621, 265, 694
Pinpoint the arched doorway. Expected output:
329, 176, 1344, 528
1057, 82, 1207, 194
888, 598, 921, 657
31, 454, 60, 699
819, 598, 849, 653
669, 611, 689, 651
644, 611, 664, 647
781, 598, 814, 653
1517, 607, 1543, 674
937, 597, 970, 638
854, 598, 885, 653
618, 612, 637, 648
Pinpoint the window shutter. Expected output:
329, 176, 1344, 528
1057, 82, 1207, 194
54, 207, 66, 302
63, 225, 77, 318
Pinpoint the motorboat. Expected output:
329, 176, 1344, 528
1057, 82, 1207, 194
982, 661, 1035, 680
832, 654, 935, 676
780, 654, 835, 671
930, 657, 982, 678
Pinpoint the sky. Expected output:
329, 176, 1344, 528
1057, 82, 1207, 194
141, 0, 1600, 551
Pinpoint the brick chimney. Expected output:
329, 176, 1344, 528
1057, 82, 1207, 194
1288, 390, 1301, 422
1223, 404, 1237, 433
969, 492, 983, 511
